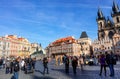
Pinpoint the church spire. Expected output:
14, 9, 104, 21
97, 8, 104, 19
106, 16, 113, 26
112, 1, 120, 14
107, 16, 111, 23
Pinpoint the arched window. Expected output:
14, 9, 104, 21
100, 22, 102, 29
101, 34, 104, 38
116, 17, 119, 23
108, 31, 114, 39
101, 32, 105, 39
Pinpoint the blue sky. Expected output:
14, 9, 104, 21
0, 0, 120, 48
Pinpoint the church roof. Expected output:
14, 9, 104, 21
80, 31, 88, 38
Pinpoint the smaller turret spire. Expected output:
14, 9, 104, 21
106, 16, 113, 27
97, 8, 104, 19
112, 1, 119, 13
107, 16, 111, 23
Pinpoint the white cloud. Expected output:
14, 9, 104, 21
101, 6, 111, 9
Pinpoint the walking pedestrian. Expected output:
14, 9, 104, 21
10, 60, 14, 74
82, 55, 85, 65
72, 56, 78, 75
64, 55, 69, 74
43, 57, 49, 74
13, 58, 20, 79
106, 51, 115, 77
5, 59, 10, 74
0, 58, 3, 68
3, 59, 6, 69
20, 59, 25, 71
99, 54, 106, 76
79, 55, 84, 70
32, 58, 36, 70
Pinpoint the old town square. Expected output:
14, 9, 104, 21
0, 0, 120, 79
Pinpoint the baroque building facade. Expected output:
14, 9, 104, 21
0, 35, 31, 58
46, 32, 92, 65
0, 35, 41, 58
46, 36, 80, 65
47, 36, 80, 57
92, 1, 120, 55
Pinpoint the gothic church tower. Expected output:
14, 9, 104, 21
97, 1, 120, 40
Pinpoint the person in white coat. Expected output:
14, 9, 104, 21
20, 59, 25, 70
79, 55, 84, 70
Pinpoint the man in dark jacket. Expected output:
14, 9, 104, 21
105, 51, 115, 77
43, 57, 49, 74
72, 56, 78, 75
13, 59, 20, 79
10, 60, 14, 74
65, 56, 69, 74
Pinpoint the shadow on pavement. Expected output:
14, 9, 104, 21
35, 70, 44, 75
51, 68, 65, 73
31, 75, 56, 79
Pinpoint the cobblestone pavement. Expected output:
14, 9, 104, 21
0, 60, 120, 79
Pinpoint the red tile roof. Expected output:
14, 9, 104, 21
52, 36, 76, 45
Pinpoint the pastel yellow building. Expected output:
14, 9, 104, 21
0, 35, 31, 58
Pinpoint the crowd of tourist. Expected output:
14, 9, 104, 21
0, 56, 36, 79
62, 54, 85, 75
62, 51, 118, 77
0, 51, 119, 79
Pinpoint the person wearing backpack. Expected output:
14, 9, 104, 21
13, 58, 20, 79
